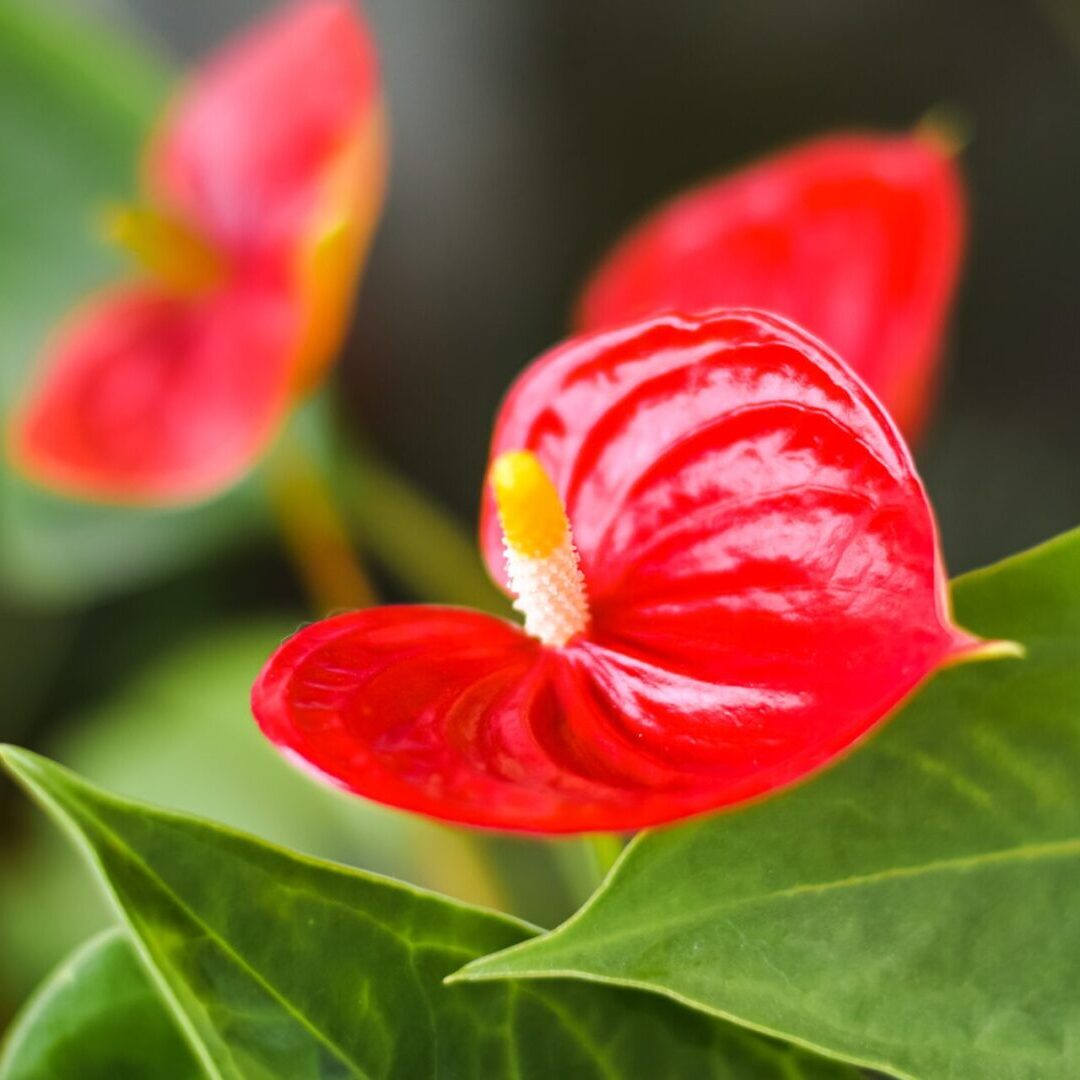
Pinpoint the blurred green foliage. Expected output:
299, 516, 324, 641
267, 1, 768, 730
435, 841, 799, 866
0, 929, 201, 1080
0, 0, 274, 607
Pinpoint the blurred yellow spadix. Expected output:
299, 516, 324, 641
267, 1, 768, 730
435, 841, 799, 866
100, 203, 225, 295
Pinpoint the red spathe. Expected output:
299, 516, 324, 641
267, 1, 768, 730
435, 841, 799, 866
576, 133, 966, 441
254, 310, 978, 833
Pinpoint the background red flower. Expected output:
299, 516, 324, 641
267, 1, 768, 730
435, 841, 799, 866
9, 0, 384, 503
575, 132, 966, 442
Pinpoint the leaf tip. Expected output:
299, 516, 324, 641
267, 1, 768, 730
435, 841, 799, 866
948, 635, 1027, 668
444, 941, 546, 986
0, 745, 78, 807
442, 960, 490, 986
0, 742, 39, 779
916, 103, 973, 157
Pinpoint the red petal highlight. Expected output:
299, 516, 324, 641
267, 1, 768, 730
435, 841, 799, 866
482, 310, 914, 592
10, 285, 295, 503
147, 0, 382, 259
256, 311, 974, 833
575, 133, 966, 439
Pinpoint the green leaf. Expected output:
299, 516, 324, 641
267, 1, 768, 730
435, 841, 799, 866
0, 0, 271, 605
0, 749, 857, 1079
0, 928, 201, 1080
458, 528, 1080, 1079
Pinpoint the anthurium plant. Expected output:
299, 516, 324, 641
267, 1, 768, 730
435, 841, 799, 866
2, 2, 1078, 1079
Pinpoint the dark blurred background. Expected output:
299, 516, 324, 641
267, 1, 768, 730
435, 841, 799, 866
2, 0, 1079, 1025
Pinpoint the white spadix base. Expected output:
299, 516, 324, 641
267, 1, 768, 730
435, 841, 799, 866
503, 535, 589, 647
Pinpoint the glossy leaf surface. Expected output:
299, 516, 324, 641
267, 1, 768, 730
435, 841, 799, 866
0, 929, 201, 1080
460, 529, 1080, 1080
10, 0, 385, 503
0, 749, 857, 1080
576, 133, 965, 440
257, 310, 976, 832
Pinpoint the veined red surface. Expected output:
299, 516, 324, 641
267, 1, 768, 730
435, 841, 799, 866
11, 0, 385, 503
576, 133, 966, 441
254, 310, 982, 833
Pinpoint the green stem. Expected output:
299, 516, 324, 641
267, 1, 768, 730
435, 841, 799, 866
265, 431, 378, 614
549, 834, 628, 914
587, 833, 625, 881
338, 444, 510, 614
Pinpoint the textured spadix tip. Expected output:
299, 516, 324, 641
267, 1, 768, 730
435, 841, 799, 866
489, 450, 569, 559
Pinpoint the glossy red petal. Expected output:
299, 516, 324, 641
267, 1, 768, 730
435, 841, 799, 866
483, 310, 912, 590
257, 311, 980, 834
252, 607, 740, 832
575, 132, 966, 439
480, 310, 975, 825
9, 284, 295, 503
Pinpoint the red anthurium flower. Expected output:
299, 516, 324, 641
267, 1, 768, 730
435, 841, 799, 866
9, 0, 385, 503
254, 310, 1000, 834
575, 132, 966, 442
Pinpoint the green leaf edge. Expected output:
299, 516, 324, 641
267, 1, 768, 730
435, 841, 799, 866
0, 744, 540, 1080
0, 926, 123, 1073
447, 529, 1080, 1079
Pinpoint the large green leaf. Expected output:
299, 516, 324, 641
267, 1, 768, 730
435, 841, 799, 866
0, 0, 277, 605
0, 749, 857, 1079
0, 928, 201, 1080
459, 528, 1080, 1079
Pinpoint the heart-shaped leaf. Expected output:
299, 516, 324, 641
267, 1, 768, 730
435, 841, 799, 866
0, 748, 857, 1079
458, 528, 1080, 1080
0, 928, 201, 1080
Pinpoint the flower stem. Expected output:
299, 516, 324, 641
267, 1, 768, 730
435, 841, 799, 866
549, 833, 628, 913
411, 825, 511, 914
266, 431, 377, 614
338, 443, 509, 615
587, 833, 625, 881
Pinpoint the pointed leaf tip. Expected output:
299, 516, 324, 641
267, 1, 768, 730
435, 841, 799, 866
0, 743, 41, 781
945, 633, 1027, 669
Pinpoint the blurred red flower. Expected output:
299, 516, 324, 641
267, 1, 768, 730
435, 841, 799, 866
576, 132, 966, 442
253, 310, 993, 834
9, 0, 385, 503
